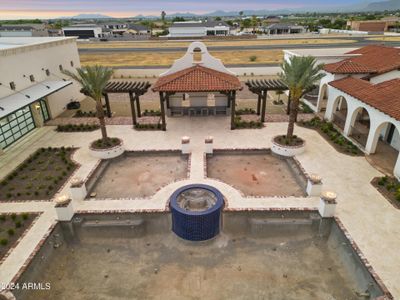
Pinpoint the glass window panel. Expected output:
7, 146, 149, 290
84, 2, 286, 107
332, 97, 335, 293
20, 127, 28, 135
9, 120, 17, 127
6, 136, 14, 144
11, 127, 20, 134
3, 130, 12, 138
27, 123, 35, 130
13, 131, 22, 140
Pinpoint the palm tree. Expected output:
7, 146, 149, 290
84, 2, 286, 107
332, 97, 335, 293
280, 56, 324, 140
63, 65, 113, 142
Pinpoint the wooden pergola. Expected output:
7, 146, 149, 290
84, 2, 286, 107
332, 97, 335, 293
102, 81, 151, 125
152, 65, 242, 130
245, 79, 289, 121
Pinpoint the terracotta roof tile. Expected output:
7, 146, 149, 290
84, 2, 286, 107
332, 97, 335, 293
152, 65, 242, 92
324, 45, 400, 75
329, 77, 400, 121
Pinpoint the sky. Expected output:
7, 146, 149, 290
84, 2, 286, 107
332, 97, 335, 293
0, 0, 365, 20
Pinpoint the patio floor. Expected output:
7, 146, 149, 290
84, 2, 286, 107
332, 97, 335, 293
0, 118, 399, 298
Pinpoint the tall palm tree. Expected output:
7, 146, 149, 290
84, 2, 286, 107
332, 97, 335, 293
63, 65, 113, 142
280, 56, 324, 140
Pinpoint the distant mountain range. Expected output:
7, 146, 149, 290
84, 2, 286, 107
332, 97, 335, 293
62, 0, 399, 20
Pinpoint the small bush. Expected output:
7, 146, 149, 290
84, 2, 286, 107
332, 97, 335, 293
249, 55, 257, 62
7, 228, 15, 236
0, 215, 6, 222
22, 213, 29, 220
15, 221, 22, 228
11, 213, 17, 221
0, 239, 8, 246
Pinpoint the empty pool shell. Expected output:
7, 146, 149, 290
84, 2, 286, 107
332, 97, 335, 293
170, 184, 224, 241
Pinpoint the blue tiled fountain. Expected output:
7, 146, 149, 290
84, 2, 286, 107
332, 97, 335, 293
170, 184, 224, 241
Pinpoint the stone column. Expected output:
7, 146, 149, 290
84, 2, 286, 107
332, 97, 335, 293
306, 174, 323, 196
205, 136, 213, 154
181, 136, 190, 154
54, 195, 74, 221
69, 177, 87, 201
318, 191, 337, 218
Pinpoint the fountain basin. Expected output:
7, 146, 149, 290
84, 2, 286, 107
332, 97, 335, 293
170, 184, 224, 241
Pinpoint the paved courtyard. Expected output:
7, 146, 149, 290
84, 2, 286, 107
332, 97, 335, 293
0, 117, 399, 298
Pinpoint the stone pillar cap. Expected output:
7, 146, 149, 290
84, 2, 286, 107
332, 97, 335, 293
321, 191, 337, 203
70, 177, 84, 188
181, 136, 190, 144
54, 194, 71, 206
205, 136, 213, 143
309, 173, 322, 184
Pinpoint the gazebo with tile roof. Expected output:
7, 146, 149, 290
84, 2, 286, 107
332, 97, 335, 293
152, 41, 242, 130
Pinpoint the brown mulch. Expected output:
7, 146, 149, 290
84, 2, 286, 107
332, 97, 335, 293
371, 177, 400, 209
0, 213, 36, 260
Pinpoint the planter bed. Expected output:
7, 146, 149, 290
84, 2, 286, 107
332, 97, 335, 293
371, 176, 400, 209
134, 123, 162, 131
234, 115, 263, 129
271, 135, 305, 157
299, 117, 362, 156
0, 147, 78, 201
0, 213, 37, 260
142, 109, 161, 117
56, 124, 99, 132
89, 137, 124, 159
235, 108, 257, 115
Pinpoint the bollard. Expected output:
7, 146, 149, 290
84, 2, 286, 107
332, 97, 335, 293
69, 177, 87, 201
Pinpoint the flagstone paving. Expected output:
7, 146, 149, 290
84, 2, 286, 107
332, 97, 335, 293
0, 116, 399, 298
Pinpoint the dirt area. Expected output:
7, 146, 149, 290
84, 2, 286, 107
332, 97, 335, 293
21, 215, 363, 300
0, 213, 36, 259
207, 151, 305, 197
0, 148, 78, 201
90, 153, 188, 199
80, 49, 284, 67
78, 38, 356, 49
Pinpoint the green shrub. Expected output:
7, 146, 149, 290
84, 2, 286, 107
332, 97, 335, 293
15, 221, 22, 228
249, 55, 257, 62
22, 213, 29, 220
378, 176, 388, 186
7, 228, 15, 236
11, 213, 17, 221
0, 238, 8, 246
0, 215, 6, 222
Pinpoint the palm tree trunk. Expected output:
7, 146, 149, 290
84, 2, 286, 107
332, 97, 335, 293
96, 99, 108, 141
286, 97, 299, 139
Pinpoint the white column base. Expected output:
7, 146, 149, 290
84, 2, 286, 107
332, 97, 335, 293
54, 196, 74, 221
318, 191, 337, 218
306, 174, 323, 196
70, 185, 87, 201
181, 136, 190, 154
205, 136, 213, 154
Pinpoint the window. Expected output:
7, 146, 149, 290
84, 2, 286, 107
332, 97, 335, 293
0, 105, 35, 149
9, 82, 16, 90
70, 61, 74, 67
193, 47, 202, 62
29, 75, 35, 82
45, 69, 50, 76
59, 64, 63, 71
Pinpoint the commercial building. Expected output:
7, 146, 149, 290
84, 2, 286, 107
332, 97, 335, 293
168, 20, 230, 37
0, 24, 49, 37
0, 37, 84, 150
62, 25, 103, 39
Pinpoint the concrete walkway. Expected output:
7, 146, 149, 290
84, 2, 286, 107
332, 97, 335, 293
0, 117, 399, 298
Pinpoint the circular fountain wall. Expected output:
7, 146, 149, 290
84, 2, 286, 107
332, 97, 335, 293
169, 184, 224, 241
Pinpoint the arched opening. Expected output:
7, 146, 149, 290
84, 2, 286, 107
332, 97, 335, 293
318, 84, 328, 112
349, 107, 371, 148
367, 121, 400, 176
332, 96, 348, 130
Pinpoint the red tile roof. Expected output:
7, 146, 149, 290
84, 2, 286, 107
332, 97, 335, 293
329, 77, 400, 120
152, 65, 242, 92
324, 45, 400, 75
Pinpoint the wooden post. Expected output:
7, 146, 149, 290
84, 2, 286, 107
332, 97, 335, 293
166, 93, 170, 109
257, 94, 261, 115
104, 93, 112, 118
129, 92, 137, 126
135, 94, 141, 117
159, 92, 167, 131
286, 92, 291, 115
230, 91, 236, 130
261, 90, 267, 123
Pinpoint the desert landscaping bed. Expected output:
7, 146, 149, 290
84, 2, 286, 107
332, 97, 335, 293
0, 147, 78, 201
300, 117, 362, 156
0, 213, 37, 260
371, 176, 400, 209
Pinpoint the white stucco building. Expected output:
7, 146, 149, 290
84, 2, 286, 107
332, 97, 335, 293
168, 20, 230, 37
307, 45, 400, 178
0, 37, 84, 151
62, 25, 103, 39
